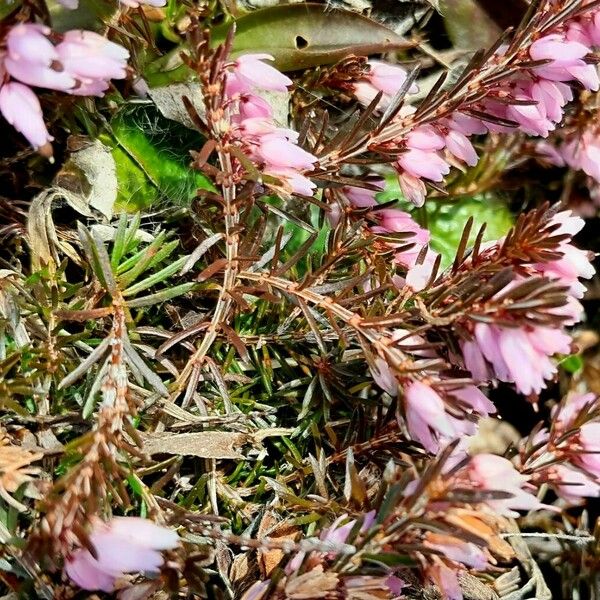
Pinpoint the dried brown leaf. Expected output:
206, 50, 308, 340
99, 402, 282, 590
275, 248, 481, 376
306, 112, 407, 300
141, 431, 249, 459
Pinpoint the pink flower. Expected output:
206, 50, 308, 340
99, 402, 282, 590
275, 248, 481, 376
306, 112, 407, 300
233, 54, 292, 92
446, 113, 488, 136
226, 56, 314, 197
238, 94, 274, 120
553, 391, 597, 427
506, 89, 555, 137
533, 211, 595, 298
240, 117, 298, 141
468, 454, 545, 516
404, 381, 457, 452
469, 454, 526, 490
398, 149, 450, 182
343, 182, 383, 209
371, 357, 398, 396
495, 327, 560, 395
257, 135, 317, 170
405, 262, 434, 291
537, 245, 595, 296
377, 208, 427, 236
562, 131, 600, 182
552, 210, 585, 237
5, 24, 75, 91
266, 167, 316, 196
57, 30, 129, 89
4, 58, 75, 92
585, 11, 600, 45
450, 385, 496, 415
466, 322, 571, 395
352, 80, 390, 110
460, 339, 489, 382
552, 393, 600, 478
550, 464, 600, 501
6, 23, 57, 64
65, 517, 179, 592
531, 80, 572, 122
424, 533, 488, 569
530, 34, 589, 66
406, 125, 445, 151
535, 61, 599, 91
370, 328, 440, 397
225, 71, 252, 98
0, 82, 53, 151
0, 23, 130, 152
366, 60, 419, 97
353, 61, 418, 110
399, 172, 427, 207
372, 207, 431, 267
577, 422, 600, 476
444, 129, 478, 166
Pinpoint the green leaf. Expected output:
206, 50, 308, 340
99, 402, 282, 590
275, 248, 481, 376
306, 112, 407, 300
110, 105, 215, 211
122, 254, 188, 297
126, 282, 198, 308
145, 4, 411, 85
217, 4, 412, 72
112, 146, 159, 212
560, 354, 584, 374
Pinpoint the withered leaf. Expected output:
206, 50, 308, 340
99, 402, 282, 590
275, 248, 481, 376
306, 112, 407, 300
257, 512, 300, 578
141, 431, 249, 459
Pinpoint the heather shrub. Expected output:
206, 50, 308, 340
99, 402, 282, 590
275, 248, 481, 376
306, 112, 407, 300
1, 1, 600, 599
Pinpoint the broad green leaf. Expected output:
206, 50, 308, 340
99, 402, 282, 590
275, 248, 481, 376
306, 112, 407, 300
145, 4, 411, 85
112, 146, 159, 211
216, 4, 412, 72
110, 105, 215, 210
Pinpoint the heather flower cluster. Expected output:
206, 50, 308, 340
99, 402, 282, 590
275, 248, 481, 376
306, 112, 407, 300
537, 123, 600, 185
348, 3, 600, 206
372, 329, 497, 453
517, 392, 600, 501
4, 1, 600, 600
0, 23, 129, 154
242, 513, 405, 600
241, 450, 555, 600
336, 183, 433, 270
363, 207, 594, 455
461, 210, 594, 396
226, 54, 318, 196
411, 453, 551, 597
